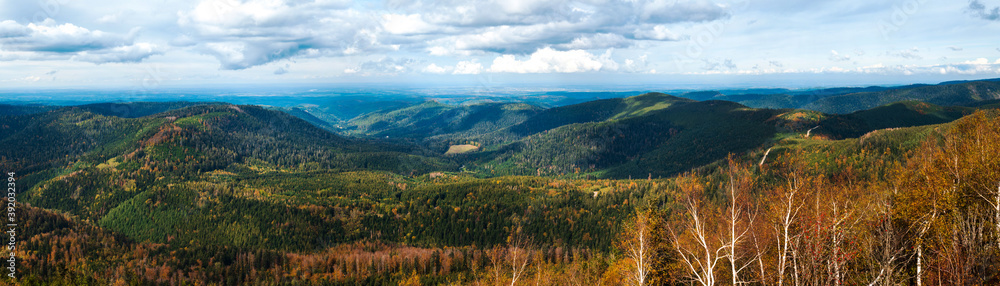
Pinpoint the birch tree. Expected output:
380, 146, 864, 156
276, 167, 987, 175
723, 158, 757, 286
771, 175, 804, 286
668, 176, 725, 286
622, 210, 652, 286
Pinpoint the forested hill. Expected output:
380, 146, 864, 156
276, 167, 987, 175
471, 100, 778, 178
342, 101, 543, 139
2, 91, 987, 183
6, 93, 1000, 284
430, 92, 982, 179
504, 92, 695, 137
802, 79, 1000, 113
0, 104, 454, 189
671, 78, 1000, 113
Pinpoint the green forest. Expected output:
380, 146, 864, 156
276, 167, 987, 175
3, 79, 1000, 285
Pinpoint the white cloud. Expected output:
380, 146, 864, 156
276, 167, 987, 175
489, 47, 610, 73
0, 20, 30, 37
0, 19, 160, 63
448, 21, 579, 54
423, 63, 448, 74
959, 58, 989, 65
411, 0, 730, 54
382, 14, 438, 35
178, 0, 383, 70
622, 54, 650, 73
634, 25, 682, 41
427, 46, 450, 56
453, 60, 483, 74
829, 50, 850, 62
74, 42, 164, 64
2, 20, 133, 52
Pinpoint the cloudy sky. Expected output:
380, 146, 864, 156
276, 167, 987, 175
1, 0, 999, 89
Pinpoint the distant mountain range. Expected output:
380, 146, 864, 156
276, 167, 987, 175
678, 78, 1000, 113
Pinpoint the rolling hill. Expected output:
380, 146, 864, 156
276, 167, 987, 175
471, 99, 780, 178
802, 80, 1000, 113
7, 92, 1000, 285
342, 101, 543, 143
670, 79, 1000, 114
446, 92, 993, 179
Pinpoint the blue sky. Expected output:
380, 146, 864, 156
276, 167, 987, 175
1, 0, 999, 89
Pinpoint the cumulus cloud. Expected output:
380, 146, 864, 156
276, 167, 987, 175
622, 54, 651, 73
407, 0, 728, 55
489, 47, 614, 73
448, 22, 580, 54
948, 46, 964, 51
422, 63, 448, 74
178, 0, 382, 70
167, 0, 736, 69
385, 0, 590, 27
0, 19, 161, 63
1, 20, 133, 52
634, 25, 683, 41
382, 14, 438, 35
74, 42, 164, 64
0, 20, 31, 38
968, 0, 1000, 21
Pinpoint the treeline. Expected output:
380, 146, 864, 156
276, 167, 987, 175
21, 203, 610, 285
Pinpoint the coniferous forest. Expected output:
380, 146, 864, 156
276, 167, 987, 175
3, 79, 1000, 285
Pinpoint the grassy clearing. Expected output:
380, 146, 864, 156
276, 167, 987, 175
445, 144, 479, 154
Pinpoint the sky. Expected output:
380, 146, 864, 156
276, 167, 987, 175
1, 0, 1000, 90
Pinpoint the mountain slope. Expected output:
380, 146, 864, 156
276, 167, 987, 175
473, 100, 780, 178
461, 93, 996, 179
505, 92, 695, 137
344, 101, 543, 140
803, 80, 1000, 113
